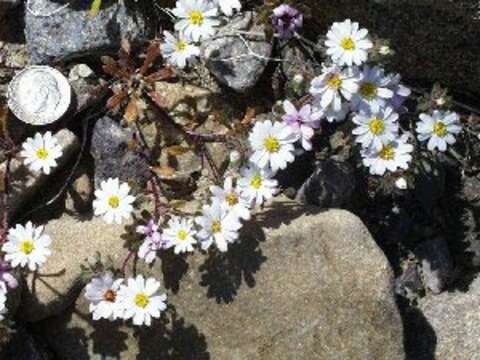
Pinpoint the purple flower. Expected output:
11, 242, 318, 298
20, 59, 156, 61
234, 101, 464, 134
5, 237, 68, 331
138, 234, 169, 264
271, 4, 303, 40
0, 260, 18, 292
282, 100, 321, 151
386, 73, 411, 113
136, 219, 160, 239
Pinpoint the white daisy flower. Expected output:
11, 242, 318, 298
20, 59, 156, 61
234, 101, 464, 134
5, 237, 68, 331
161, 31, 200, 69
20, 131, 62, 175
117, 275, 167, 327
84, 272, 124, 321
416, 110, 462, 152
163, 217, 197, 254
361, 135, 414, 176
351, 65, 394, 113
2, 222, 52, 271
316, 102, 350, 123
309, 65, 359, 112
210, 177, 251, 220
215, 0, 241, 16
325, 19, 372, 66
237, 164, 278, 207
171, 0, 220, 42
195, 200, 242, 252
0, 288, 6, 321
93, 178, 135, 225
352, 106, 399, 150
249, 120, 298, 173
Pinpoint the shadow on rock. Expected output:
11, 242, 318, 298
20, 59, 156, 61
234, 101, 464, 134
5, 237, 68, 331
160, 250, 189, 295
199, 221, 267, 304
136, 305, 210, 360
399, 298, 437, 360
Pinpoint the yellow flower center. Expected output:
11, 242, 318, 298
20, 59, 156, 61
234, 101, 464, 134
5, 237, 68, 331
368, 117, 385, 135
134, 293, 150, 308
36, 148, 49, 160
360, 82, 378, 100
103, 289, 116, 302
108, 196, 120, 209
176, 40, 187, 52
177, 229, 188, 241
433, 121, 447, 137
379, 144, 395, 160
189, 11, 204, 25
264, 136, 280, 153
211, 221, 222, 234
340, 37, 355, 50
250, 174, 263, 189
226, 192, 238, 206
327, 74, 343, 89
20, 240, 35, 255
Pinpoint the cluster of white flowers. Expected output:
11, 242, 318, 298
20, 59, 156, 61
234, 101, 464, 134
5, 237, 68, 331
84, 272, 167, 326
162, 0, 241, 69
8, 14, 462, 329
309, 19, 462, 176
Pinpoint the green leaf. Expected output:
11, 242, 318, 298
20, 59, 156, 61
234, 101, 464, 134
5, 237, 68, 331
90, 0, 102, 17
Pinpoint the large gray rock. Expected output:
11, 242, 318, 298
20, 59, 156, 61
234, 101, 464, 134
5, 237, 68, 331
36, 198, 404, 359
405, 275, 480, 359
18, 214, 131, 322
0, 129, 80, 220
202, 11, 273, 93
25, 0, 148, 64
90, 116, 150, 188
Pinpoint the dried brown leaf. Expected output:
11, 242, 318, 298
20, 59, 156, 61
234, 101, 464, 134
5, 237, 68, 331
166, 145, 190, 156
145, 67, 175, 83
123, 96, 139, 123
241, 107, 257, 126
102, 63, 131, 80
152, 166, 176, 178
106, 90, 128, 110
140, 41, 161, 75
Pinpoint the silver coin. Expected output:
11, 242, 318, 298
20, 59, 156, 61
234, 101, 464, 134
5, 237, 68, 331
7, 66, 71, 126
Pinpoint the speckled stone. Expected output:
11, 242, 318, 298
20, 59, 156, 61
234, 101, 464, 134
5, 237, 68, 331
25, 0, 148, 64
36, 198, 404, 359
90, 116, 150, 188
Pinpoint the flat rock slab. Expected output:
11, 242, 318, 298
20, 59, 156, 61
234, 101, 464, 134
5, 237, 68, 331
36, 198, 405, 359
25, 0, 148, 64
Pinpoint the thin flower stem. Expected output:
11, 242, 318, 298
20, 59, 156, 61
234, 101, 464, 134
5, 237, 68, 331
0, 155, 12, 245
121, 249, 136, 274
201, 143, 222, 185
